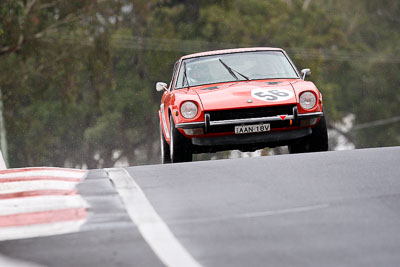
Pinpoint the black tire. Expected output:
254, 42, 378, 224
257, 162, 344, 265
160, 121, 171, 164
169, 116, 192, 163
289, 115, 329, 154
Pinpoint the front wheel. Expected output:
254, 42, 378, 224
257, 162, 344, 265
169, 116, 192, 163
289, 115, 329, 153
160, 121, 171, 164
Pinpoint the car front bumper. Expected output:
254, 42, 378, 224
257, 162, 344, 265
175, 106, 323, 152
191, 128, 312, 147
176, 106, 323, 131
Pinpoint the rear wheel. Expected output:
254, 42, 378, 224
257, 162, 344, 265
289, 115, 329, 153
169, 116, 192, 163
160, 122, 171, 164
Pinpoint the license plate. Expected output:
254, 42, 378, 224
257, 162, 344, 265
235, 124, 270, 134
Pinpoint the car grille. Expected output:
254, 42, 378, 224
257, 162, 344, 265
206, 105, 296, 133
207, 105, 295, 121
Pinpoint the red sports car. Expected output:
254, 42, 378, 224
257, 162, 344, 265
157, 47, 328, 163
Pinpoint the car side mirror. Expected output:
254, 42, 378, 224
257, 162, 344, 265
301, 69, 311, 80
156, 82, 168, 92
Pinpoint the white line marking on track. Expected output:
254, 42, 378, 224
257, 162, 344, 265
167, 204, 330, 225
0, 180, 78, 194
106, 168, 203, 267
0, 253, 46, 267
0, 195, 89, 216
0, 219, 86, 241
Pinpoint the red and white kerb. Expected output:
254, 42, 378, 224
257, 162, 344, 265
0, 167, 88, 241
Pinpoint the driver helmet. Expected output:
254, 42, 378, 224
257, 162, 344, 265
188, 63, 210, 84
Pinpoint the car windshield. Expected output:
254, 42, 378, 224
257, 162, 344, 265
175, 50, 299, 88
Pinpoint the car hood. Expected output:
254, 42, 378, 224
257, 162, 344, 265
191, 80, 298, 111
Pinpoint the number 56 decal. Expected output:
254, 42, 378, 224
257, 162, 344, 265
251, 88, 294, 102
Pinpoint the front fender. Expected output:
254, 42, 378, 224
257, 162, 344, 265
291, 80, 323, 113
170, 89, 204, 125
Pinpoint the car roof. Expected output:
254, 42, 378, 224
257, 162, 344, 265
180, 47, 284, 60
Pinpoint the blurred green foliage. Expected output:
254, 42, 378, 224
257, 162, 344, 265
0, 0, 399, 168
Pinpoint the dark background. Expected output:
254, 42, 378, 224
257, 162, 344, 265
1, 0, 399, 168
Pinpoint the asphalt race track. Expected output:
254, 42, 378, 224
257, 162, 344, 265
1, 146, 400, 267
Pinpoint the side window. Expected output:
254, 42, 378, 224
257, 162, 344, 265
169, 61, 179, 90
175, 62, 185, 89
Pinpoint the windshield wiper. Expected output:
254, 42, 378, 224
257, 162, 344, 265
218, 59, 250, 81
183, 61, 190, 88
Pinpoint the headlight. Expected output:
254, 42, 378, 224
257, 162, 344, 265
299, 92, 316, 109
180, 101, 198, 119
